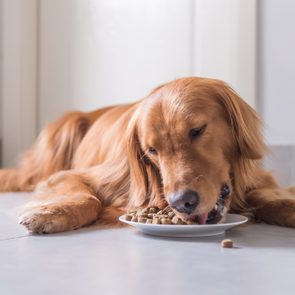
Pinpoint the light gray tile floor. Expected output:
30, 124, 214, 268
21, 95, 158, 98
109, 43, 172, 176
1, 192, 295, 295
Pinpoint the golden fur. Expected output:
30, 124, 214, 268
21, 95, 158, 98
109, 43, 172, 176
0, 77, 295, 233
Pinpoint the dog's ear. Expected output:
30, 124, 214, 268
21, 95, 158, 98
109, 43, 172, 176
126, 109, 162, 208
213, 81, 267, 213
216, 83, 266, 160
126, 111, 148, 208
126, 110, 157, 208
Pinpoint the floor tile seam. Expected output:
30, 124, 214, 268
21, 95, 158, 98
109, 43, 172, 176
0, 234, 29, 242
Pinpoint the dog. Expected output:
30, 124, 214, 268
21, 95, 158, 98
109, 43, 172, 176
0, 77, 294, 233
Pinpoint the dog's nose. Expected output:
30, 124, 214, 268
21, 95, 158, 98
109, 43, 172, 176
169, 190, 200, 214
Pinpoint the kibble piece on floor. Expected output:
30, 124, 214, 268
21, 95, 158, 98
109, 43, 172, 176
221, 239, 233, 248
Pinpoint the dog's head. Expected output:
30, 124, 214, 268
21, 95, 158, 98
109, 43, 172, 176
126, 77, 265, 224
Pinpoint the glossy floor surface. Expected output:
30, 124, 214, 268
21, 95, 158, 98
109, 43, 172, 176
1, 192, 295, 295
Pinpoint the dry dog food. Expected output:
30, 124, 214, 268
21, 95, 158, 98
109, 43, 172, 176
124, 206, 198, 225
221, 239, 233, 248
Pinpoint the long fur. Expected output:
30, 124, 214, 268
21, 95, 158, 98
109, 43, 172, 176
0, 77, 294, 233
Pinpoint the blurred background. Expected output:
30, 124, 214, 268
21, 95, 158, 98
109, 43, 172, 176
0, 0, 294, 185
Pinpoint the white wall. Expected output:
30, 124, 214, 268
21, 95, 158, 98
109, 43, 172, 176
193, 0, 257, 107
38, 0, 192, 129
0, 0, 2, 166
1, 0, 257, 166
38, 0, 256, 129
0, 0, 37, 167
259, 0, 295, 145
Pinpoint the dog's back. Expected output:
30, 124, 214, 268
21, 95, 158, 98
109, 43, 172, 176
0, 105, 124, 192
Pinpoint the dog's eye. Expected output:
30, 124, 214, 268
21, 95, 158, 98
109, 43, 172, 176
189, 125, 206, 141
148, 147, 157, 155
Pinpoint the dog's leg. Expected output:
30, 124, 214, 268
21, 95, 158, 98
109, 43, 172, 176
246, 187, 295, 227
19, 170, 103, 233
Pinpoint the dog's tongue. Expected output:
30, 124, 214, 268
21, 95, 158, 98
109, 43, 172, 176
198, 213, 208, 225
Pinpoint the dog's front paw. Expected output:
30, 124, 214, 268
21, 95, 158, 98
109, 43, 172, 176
19, 207, 78, 234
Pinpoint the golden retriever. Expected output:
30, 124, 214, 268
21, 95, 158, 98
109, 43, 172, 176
0, 77, 294, 233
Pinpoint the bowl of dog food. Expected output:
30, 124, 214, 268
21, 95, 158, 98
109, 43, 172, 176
119, 207, 248, 237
